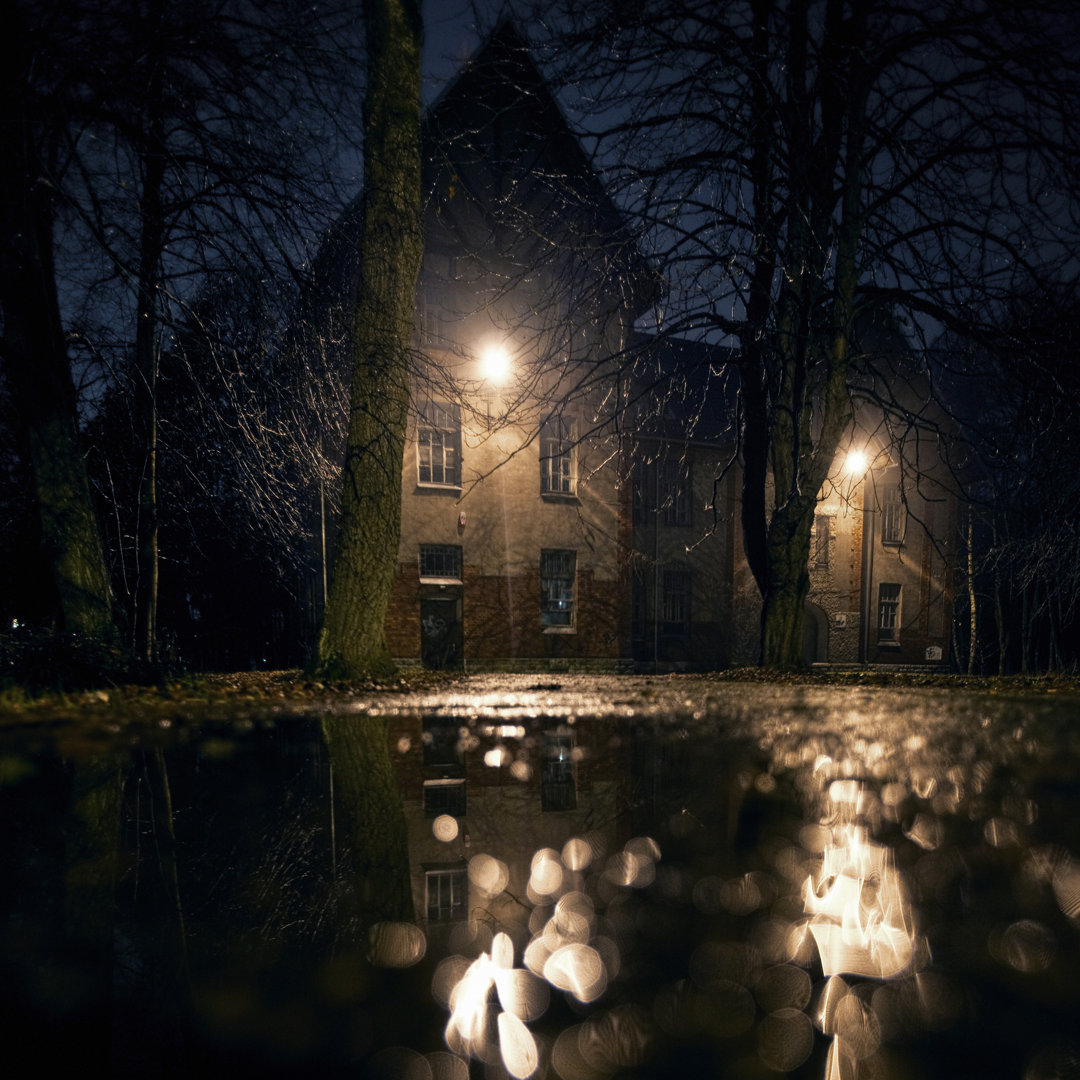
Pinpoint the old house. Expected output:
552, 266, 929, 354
384, 22, 732, 672
371, 24, 955, 672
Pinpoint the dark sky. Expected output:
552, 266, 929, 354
422, 0, 486, 103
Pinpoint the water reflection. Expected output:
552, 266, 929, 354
2, 687, 1080, 1078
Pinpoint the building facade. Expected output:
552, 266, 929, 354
380, 24, 955, 673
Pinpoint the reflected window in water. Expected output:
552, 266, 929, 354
423, 716, 465, 768
541, 731, 576, 811
426, 863, 468, 923
424, 777, 466, 817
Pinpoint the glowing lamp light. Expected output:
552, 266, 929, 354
844, 448, 869, 476
480, 343, 512, 383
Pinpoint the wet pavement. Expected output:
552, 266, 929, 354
2, 674, 1080, 1079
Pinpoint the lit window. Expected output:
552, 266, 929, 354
541, 731, 577, 811
417, 402, 461, 487
419, 544, 462, 581
662, 569, 690, 638
425, 865, 468, 923
878, 583, 902, 643
540, 416, 576, 495
540, 549, 576, 628
880, 484, 906, 545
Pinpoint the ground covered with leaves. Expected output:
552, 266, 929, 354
3, 634, 1080, 733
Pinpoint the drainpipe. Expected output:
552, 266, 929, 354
859, 478, 874, 664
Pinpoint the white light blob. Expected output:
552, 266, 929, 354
432, 814, 459, 842
529, 848, 564, 897
497, 1011, 539, 1078
480, 344, 512, 383
494, 967, 551, 1022
543, 942, 608, 1003
562, 836, 595, 871
469, 853, 509, 898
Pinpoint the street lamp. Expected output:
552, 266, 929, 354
479, 342, 512, 384
844, 447, 869, 477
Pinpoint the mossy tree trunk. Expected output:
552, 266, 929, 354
314, 0, 424, 680
0, 13, 117, 643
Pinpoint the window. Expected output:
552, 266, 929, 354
423, 716, 463, 767
540, 416, 576, 495
425, 865, 468, 923
880, 484, 906, 545
662, 569, 691, 638
417, 286, 443, 341
633, 457, 691, 525
540, 549, 576, 628
662, 459, 691, 526
812, 514, 830, 568
419, 544, 462, 582
878, 583, 902, 644
417, 402, 461, 487
541, 732, 577, 811
423, 778, 466, 817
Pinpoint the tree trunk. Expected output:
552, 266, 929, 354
0, 24, 117, 642
314, 0, 423, 679
759, 500, 815, 669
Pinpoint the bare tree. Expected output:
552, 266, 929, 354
531, 0, 1080, 668
2, 0, 367, 657
947, 283, 1080, 673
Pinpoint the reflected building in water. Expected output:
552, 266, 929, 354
390, 713, 631, 940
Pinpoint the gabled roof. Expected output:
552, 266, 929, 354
422, 20, 658, 313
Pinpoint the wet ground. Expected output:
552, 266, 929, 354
2, 674, 1080, 1079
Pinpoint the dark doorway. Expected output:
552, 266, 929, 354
420, 595, 463, 669
802, 601, 829, 665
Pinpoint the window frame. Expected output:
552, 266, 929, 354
417, 401, 462, 489
812, 513, 831, 568
540, 548, 577, 631
632, 457, 692, 526
539, 416, 577, 497
661, 567, 691, 639
880, 483, 906, 546
422, 778, 466, 817
877, 582, 902, 645
419, 543, 463, 583
662, 459, 692, 527
541, 730, 577, 811
424, 864, 468, 923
